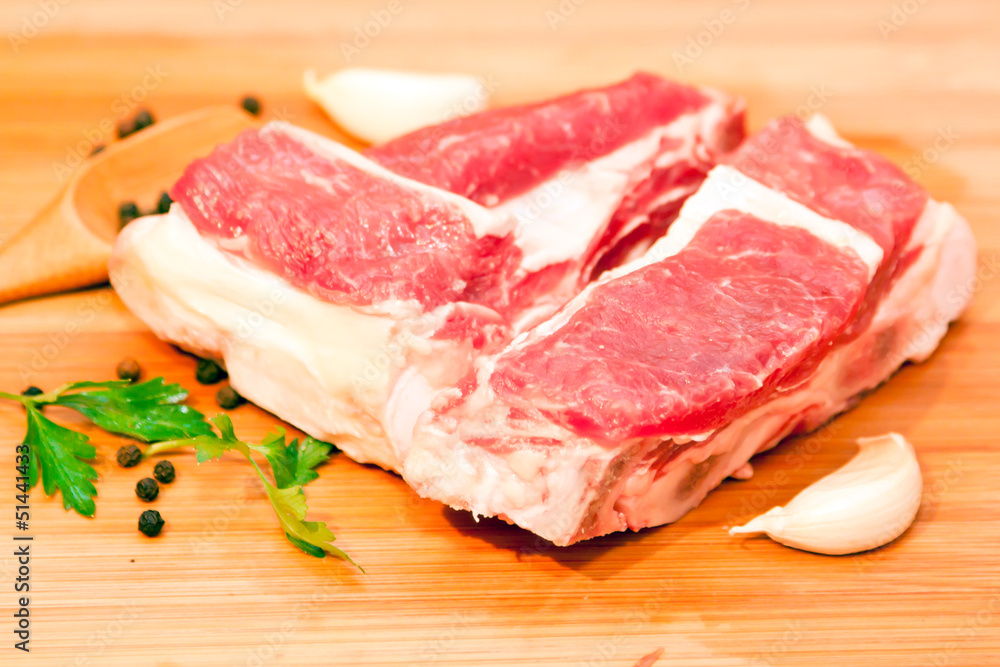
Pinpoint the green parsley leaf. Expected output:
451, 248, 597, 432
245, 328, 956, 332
3, 382, 354, 567
50, 378, 213, 442
210, 413, 239, 442
263, 481, 357, 566
147, 414, 354, 567
24, 405, 98, 517
250, 429, 333, 489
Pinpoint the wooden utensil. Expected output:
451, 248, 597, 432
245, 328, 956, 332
0, 106, 258, 305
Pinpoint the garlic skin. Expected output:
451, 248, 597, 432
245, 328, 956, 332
303, 68, 490, 144
729, 433, 922, 555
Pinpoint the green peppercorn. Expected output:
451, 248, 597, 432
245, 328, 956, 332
116, 358, 141, 382
216, 385, 245, 410
138, 509, 164, 537
135, 477, 159, 502
116, 119, 135, 139
21, 386, 43, 397
153, 460, 175, 484
240, 95, 262, 116
132, 109, 155, 132
118, 201, 141, 228
117, 109, 155, 139
156, 191, 173, 214
116, 445, 143, 468
195, 358, 227, 385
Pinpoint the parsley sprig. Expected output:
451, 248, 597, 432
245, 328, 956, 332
1, 379, 356, 567
3, 378, 208, 516
145, 415, 359, 568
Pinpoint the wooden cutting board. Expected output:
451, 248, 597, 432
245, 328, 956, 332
2, 1, 998, 665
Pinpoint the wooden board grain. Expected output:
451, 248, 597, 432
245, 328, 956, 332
2, 1, 999, 665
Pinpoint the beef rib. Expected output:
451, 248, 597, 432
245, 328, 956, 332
394, 116, 976, 545
109, 73, 973, 545
110, 74, 743, 474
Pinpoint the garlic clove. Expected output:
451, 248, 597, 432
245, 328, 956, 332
303, 68, 490, 145
728, 432, 922, 555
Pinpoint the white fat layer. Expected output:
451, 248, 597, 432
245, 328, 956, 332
501, 111, 707, 273
109, 208, 400, 470
273, 122, 516, 240
632, 165, 884, 279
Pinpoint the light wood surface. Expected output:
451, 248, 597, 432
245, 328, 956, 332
2, 2, 998, 665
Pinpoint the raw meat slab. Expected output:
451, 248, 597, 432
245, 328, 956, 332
397, 117, 976, 545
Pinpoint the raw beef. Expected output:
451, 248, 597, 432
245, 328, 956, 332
368, 72, 745, 303
488, 211, 875, 441
724, 114, 929, 341
394, 116, 976, 545
367, 72, 718, 206
109, 65, 974, 545
111, 75, 743, 472
171, 123, 521, 313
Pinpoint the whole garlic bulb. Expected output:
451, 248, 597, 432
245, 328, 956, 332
729, 432, 922, 555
